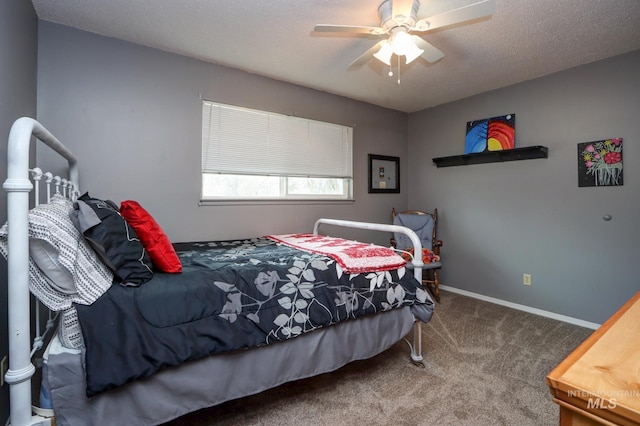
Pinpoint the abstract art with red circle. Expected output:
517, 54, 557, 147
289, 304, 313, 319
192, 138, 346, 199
465, 114, 516, 154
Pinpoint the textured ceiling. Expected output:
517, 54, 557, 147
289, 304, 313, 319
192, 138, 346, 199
32, 0, 640, 113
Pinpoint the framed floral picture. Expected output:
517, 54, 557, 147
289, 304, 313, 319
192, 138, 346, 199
578, 138, 623, 187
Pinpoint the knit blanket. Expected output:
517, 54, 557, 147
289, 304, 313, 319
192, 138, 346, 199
267, 233, 406, 274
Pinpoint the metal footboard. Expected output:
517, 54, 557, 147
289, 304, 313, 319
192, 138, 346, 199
313, 218, 426, 366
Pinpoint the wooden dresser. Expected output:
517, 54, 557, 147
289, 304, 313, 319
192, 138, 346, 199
547, 291, 640, 425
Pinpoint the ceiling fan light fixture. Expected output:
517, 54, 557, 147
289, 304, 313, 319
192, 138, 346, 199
404, 41, 424, 64
373, 41, 393, 66
390, 29, 413, 56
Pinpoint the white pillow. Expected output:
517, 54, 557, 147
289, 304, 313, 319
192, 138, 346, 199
30, 238, 76, 295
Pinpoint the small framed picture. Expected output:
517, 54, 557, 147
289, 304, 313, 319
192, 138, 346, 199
368, 154, 399, 193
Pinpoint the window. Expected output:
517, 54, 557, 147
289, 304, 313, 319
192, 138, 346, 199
201, 101, 353, 201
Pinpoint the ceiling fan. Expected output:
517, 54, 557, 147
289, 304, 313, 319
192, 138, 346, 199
314, 0, 495, 69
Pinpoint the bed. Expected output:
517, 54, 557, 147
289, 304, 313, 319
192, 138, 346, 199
2, 117, 434, 426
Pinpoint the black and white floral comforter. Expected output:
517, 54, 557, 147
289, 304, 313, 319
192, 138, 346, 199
76, 237, 434, 397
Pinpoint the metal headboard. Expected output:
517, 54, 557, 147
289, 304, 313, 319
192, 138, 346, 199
4, 117, 78, 426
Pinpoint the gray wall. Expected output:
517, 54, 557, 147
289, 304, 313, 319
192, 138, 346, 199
408, 50, 640, 324
0, 0, 38, 420
37, 22, 409, 246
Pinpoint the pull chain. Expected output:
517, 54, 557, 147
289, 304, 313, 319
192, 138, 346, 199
387, 56, 402, 85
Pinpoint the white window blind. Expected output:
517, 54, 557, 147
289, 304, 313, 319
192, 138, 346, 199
202, 101, 353, 178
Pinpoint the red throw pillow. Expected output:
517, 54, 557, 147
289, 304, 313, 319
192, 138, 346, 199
120, 200, 182, 273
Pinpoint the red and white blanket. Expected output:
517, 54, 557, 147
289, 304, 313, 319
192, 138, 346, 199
267, 233, 406, 274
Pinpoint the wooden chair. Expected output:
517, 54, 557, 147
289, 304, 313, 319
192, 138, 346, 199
391, 208, 443, 302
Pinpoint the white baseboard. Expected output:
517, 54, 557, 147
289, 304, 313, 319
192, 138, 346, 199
439, 285, 601, 330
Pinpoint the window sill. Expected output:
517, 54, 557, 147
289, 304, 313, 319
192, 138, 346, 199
199, 199, 356, 206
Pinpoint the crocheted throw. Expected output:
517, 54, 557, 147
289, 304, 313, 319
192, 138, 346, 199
267, 233, 406, 274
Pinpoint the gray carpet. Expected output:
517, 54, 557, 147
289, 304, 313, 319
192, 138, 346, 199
165, 291, 593, 425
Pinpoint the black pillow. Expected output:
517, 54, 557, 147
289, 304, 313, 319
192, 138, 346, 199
70, 192, 153, 286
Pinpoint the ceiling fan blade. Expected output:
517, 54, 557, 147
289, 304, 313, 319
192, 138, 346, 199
413, 0, 495, 32
348, 40, 387, 69
412, 36, 445, 63
391, 0, 416, 24
314, 24, 386, 35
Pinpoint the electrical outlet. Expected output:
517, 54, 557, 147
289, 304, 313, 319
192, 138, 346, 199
1, 355, 7, 387
523, 273, 532, 286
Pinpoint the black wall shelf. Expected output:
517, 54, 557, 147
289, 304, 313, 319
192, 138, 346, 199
432, 145, 548, 168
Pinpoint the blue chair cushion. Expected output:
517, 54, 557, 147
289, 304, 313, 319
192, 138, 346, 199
393, 213, 434, 250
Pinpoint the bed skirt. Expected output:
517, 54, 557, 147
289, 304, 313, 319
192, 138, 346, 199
46, 306, 417, 426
